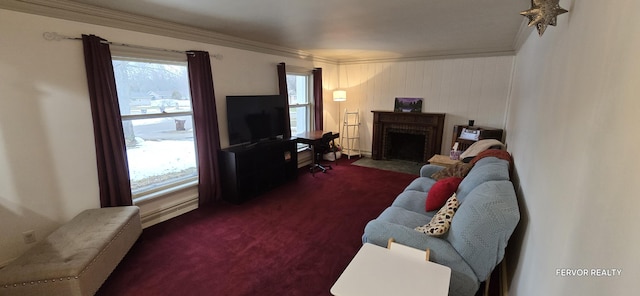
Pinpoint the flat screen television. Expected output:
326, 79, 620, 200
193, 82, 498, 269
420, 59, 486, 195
226, 95, 288, 146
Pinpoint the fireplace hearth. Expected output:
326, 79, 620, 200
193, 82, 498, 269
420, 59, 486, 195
371, 111, 445, 162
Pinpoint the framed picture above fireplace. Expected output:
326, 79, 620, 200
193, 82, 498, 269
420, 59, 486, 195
394, 97, 423, 112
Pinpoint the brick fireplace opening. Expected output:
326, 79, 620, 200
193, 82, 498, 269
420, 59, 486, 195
371, 111, 445, 162
384, 129, 427, 162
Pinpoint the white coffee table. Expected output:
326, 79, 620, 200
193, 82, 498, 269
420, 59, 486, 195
331, 243, 451, 296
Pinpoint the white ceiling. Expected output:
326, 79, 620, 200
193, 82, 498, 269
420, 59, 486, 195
7, 0, 532, 62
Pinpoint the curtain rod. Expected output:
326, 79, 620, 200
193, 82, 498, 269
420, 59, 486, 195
42, 32, 223, 60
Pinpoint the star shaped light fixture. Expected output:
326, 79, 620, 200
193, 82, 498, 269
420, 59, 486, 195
520, 0, 569, 36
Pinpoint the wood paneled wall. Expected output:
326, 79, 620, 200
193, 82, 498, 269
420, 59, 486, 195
331, 56, 514, 156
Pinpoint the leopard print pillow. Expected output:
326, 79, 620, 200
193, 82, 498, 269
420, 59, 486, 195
430, 163, 472, 181
415, 193, 459, 236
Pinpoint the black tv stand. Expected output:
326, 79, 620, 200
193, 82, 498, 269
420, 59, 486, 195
218, 138, 298, 204
244, 142, 259, 150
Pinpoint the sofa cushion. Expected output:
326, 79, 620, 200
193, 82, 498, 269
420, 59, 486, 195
420, 164, 446, 178
446, 181, 519, 282
426, 177, 463, 211
404, 176, 436, 192
456, 158, 510, 202
392, 191, 433, 215
430, 163, 472, 180
416, 193, 459, 236
375, 206, 432, 228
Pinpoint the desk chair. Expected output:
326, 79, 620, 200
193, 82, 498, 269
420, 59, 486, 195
311, 132, 337, 174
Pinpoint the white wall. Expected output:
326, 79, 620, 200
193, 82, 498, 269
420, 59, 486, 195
330, 57, 514, 155
506, 0, 640, 295
0, 9, 337, 265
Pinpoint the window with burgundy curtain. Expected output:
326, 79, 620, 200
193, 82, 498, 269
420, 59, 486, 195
312, 68, 323, 130
187, 51, 222, 206
277, 62, 292, 138
81, 34, 133, 207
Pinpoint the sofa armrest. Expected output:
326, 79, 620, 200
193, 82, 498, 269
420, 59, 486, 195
420, 164, 445, 178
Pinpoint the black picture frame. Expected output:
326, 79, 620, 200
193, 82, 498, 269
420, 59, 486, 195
394, 97, 423, 112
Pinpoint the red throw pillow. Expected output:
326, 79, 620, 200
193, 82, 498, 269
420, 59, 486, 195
426, 177, 463, 212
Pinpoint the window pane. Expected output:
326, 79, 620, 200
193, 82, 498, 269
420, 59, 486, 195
113, 58, 197, 196
113, 60, 192, 116
286, 74, 308, 105
123, 117, 197, 195
289, 106, 308, 136
286, 73, 311, 134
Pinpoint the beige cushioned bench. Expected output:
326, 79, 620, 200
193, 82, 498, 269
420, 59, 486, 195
0, 206, 141, 296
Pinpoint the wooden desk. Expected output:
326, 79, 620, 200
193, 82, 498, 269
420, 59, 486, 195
295, 130, 338, 144
295, 130, 339, 173
331, 243, 451, 296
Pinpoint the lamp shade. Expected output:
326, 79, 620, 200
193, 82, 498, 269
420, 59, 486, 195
333, 90, 347, 102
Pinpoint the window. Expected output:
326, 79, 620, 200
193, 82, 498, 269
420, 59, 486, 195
112, 58, 198, 198
286, 73, 313, 135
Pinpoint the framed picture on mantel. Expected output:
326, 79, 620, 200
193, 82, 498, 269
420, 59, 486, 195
394, 97, 423, 112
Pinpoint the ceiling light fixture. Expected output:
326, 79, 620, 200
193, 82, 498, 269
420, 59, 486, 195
520, 0, 568, 36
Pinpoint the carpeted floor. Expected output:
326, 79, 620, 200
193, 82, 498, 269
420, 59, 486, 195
96, 158, 417, 296
351, 156, 424, 175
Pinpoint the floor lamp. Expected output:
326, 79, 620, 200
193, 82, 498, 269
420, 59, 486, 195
333, 90, 347, 135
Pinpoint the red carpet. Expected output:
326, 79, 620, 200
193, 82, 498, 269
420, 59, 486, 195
96, 158, 416, 296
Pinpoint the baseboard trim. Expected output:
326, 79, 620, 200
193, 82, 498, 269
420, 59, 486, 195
140, 196, 199, 228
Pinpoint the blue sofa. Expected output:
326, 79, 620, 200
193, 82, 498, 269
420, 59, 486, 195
362, 156, 520, 296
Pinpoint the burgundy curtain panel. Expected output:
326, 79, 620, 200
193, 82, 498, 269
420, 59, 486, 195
277, 62, 292, 138
312, 68, 323, 130
187, 51, 222, 206
81, 34, 133, 207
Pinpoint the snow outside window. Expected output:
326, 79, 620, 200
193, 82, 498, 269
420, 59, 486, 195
112, 58, 198, 198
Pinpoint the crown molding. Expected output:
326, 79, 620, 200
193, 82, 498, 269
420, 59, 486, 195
1, 0, 517, 65
513, 18, 533, 54
337, 49, 515, 65
0, 0, 338, 64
